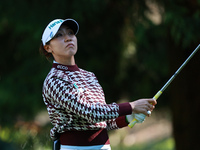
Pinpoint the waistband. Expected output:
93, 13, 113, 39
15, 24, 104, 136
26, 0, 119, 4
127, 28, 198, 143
60, 129, 110, 146
60, 144, 111, 150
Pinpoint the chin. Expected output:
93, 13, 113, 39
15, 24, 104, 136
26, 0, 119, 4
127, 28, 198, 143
67, 50, 77, 56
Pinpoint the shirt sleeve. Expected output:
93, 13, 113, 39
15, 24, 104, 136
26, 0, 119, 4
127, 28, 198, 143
106, 103, 132, 130
43, 77, 132, 124
106, 116, 129, 130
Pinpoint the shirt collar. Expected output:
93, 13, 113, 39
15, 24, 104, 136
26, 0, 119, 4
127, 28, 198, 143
52, 61, 79, 71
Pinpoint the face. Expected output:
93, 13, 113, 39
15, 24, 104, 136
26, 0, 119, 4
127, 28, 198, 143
44, 25, 78, 64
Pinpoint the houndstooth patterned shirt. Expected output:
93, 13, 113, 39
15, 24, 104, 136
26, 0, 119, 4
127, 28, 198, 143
42, 62, 132, 140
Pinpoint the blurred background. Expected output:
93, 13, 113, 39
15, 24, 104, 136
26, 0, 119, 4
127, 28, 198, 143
1, 0, 200, 149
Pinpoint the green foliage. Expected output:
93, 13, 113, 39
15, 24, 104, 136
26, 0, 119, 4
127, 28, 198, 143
0, 124, 52, 150
164, 0, 200, 48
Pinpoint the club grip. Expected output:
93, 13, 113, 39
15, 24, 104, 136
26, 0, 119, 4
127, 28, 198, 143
128, 118, 138, 128
128, 91, 162, 128
153, 91, 162, 100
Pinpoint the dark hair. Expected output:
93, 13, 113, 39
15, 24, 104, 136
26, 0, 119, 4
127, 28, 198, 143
39, 42, 53, 61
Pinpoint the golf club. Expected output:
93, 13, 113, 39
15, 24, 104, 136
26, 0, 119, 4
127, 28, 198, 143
128, 44, 200, 128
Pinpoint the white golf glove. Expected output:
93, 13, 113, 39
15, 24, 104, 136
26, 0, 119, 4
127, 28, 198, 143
126, 113, 146, 124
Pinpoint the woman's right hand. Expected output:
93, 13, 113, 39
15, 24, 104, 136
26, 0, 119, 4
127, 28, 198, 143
129, 98, 157, 116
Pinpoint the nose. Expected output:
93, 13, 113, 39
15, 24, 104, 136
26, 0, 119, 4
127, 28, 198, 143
64, 34, 72, 42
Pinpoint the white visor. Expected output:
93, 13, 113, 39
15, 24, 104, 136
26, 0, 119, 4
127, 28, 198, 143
41, 19, 79, 46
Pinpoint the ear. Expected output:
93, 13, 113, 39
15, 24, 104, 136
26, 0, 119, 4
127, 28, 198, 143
44, 45, 52, 53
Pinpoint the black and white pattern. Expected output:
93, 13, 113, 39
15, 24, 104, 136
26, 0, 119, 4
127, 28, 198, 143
42, 64, 121, 140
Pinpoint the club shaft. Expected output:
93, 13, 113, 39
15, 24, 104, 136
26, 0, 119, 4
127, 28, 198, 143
160, 44, 200, 93
128, 44, 200, 128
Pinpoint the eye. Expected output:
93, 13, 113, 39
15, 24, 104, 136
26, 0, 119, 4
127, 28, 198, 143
68, 30, 74, 35
54, 33, 63, 38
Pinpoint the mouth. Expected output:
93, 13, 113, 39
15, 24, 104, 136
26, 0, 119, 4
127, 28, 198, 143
66, 43, 74, 48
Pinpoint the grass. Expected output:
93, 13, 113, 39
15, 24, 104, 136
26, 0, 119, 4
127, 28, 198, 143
111, 137, 175, 150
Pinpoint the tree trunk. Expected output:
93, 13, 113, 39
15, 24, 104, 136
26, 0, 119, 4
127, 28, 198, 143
169, 43, 200, 150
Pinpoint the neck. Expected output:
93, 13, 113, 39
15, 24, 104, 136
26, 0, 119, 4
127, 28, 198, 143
55, 57, 76, 65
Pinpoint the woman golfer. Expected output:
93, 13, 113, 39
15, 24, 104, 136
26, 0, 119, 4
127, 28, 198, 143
40, 18, 157, 150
